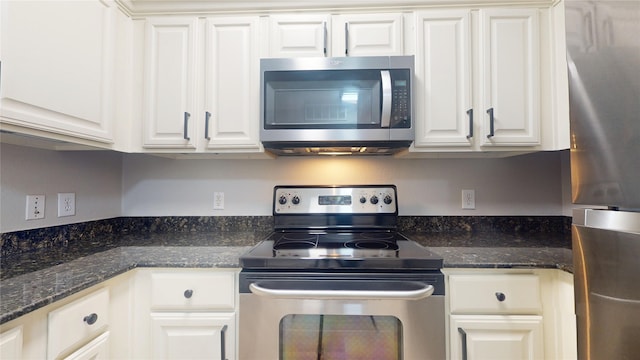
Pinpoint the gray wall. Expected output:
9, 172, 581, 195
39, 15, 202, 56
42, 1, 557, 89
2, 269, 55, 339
1, 144, 571, 233
0, 144, 123, 232
122, 151, 568, 217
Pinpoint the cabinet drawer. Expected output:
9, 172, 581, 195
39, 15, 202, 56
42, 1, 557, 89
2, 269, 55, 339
151, 271, 235, 310
449, 274, 541, 314
48, 288, 109, 359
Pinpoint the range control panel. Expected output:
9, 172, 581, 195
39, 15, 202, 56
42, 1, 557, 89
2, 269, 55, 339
273, 185, 397, 215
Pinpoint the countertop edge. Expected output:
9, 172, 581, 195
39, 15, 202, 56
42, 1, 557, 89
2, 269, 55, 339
0, 245, 573, 325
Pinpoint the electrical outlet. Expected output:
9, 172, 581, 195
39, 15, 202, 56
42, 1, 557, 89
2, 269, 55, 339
462, 189, 475, 210
214, 192, 224, 210
26, 195, 46, 220
57, 193, 76, 217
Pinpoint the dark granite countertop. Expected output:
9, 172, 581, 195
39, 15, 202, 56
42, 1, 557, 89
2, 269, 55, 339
0, 230, 573, 325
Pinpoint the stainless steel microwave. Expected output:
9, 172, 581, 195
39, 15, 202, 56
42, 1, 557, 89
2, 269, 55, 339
260, 56, 414, 155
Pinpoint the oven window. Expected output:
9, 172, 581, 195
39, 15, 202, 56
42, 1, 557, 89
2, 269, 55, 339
279, 314, 402, 360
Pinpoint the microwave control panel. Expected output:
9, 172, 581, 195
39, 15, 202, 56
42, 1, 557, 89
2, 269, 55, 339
390, 69, 411, 128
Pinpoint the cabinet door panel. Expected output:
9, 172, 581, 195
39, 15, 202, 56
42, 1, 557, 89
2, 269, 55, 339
0, 326, 23, 360
333, 13, 404, 56
269, 14, 330, 57
0, 0, 114, 143
151, 312, 235, 360
142, 17, 197, 148
63, 332, 109, 360
414, 10, 472, 147
451, 315, 544, 360
480, 9, 540, 146
204, 17, 261, 150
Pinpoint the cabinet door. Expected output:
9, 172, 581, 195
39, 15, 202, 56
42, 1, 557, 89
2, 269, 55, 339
203, 16, 261, 150
63, 332, 109, 360
332, 13, 404, 56
451, 315, 544, 360
0, 326, 23, 360
269, 14, 330, 57
414, 10, 472, 148
479, 8, 540, 147
151, 312, 235, 360
142, 17, 197, 149
0, 0, 114, 143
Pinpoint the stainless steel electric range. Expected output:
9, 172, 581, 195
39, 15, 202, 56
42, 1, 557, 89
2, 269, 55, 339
239, 185, 445, 360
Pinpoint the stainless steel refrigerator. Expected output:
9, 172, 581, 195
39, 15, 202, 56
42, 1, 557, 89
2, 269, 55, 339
565, 1, 640, 359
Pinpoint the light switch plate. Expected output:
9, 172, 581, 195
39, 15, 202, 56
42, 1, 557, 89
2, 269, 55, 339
26, 195, 46, 220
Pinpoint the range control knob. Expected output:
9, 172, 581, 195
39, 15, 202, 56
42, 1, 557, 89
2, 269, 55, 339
384, 195, 393, 205
291, 195, 300, 205
360, 196, 367, 204
278, 195, 287, 205
370, 195, 379, 205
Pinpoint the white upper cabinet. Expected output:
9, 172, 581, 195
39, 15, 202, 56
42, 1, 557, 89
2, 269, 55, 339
413, 10, 472, 147
142, 17, 198, 149
203, 16, 261, 150
268, 14, 331, 57
140, 15, 262, 153
412, 6, 563, 154
0, 0, 116, 146
268, 12, 406, 57
479, 8, 540, 147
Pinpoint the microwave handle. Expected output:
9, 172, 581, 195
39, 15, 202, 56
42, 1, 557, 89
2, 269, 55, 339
381, 70, 392, 128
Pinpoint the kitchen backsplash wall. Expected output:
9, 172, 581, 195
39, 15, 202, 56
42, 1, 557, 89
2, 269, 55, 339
123, 151, 570, 217
0, 143, 123, 233
1, 142, 572, 233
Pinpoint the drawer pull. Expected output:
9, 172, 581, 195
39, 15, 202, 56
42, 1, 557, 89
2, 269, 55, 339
83, 313, 98, 325
495, 292, 506, 302
184, 289, 194, 299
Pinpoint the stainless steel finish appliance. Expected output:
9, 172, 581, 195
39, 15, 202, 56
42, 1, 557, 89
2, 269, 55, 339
239, 185, 445, 360
565, 1, 640, 358
260, 56, 414, 156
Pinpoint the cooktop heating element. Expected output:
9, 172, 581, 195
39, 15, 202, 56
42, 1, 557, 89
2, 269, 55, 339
240, 185, 443, 270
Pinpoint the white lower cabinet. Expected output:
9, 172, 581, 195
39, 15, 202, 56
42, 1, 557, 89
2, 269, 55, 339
445, 269, 576, 360
451, 315, 544, 360
151, 312, 235, 360
133, 268, 238, 360
47, 288, 110, 360
63, 331, 110, 360
0, 325, 23, 359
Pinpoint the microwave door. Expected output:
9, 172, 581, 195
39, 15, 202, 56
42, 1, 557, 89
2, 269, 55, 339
381, 70, 392, 128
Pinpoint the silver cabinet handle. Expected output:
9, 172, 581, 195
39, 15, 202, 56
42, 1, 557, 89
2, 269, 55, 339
205, 111, 212, 140
466, 109, 473, 139
486, 107, 494, 138
344, 22, 349, 56
220, 325, 228, 360
380, 70, 392, 128
83, 313, 98, 325
323, 21, 328, 56
458, 328, 468, 360
183, 112, 191, 140
249, 282, 434, 300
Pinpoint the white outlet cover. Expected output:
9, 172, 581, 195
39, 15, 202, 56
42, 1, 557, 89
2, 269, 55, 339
214, 192, 224, 210
57, 193, 76, 217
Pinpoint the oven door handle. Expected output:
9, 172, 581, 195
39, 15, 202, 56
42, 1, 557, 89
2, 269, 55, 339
249, 282, 434, 301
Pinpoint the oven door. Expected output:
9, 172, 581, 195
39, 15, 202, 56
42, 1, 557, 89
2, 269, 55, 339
239, 275, 445, 360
